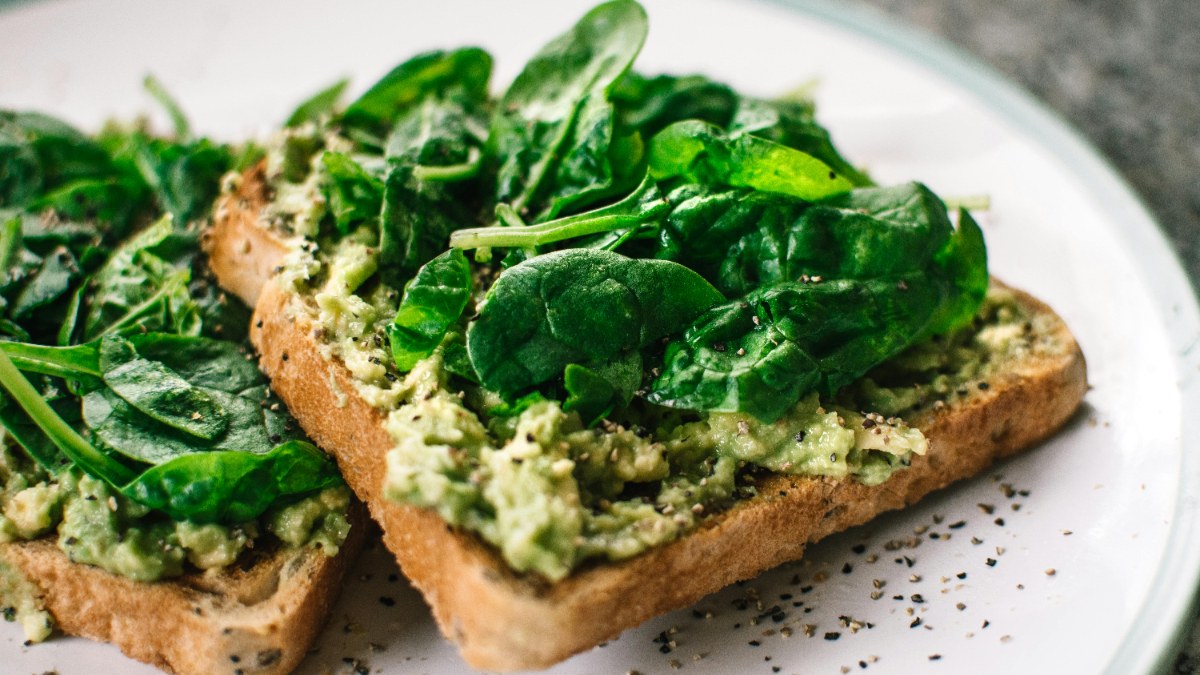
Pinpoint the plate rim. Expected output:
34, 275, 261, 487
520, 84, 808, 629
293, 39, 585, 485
753, 0, 1200, 672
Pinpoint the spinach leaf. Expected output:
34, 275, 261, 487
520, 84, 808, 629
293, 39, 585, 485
341, 49, 492, 136
286, 77, 350, 128
142, 75, 191, 142
132, 136, 231, 226
654, 181, 952, 297
442, 341, 480, 384
487, 390, 549, 418
388, 249, 471, 372
10, 245, 79, 318
729, 97, 873, 188
323, 152, 385, 236
385, 93, 487, 181
0, 391, 72, 473
82, 215, 196, 340
646, 201, 988, 421
449, 171, 667, 250
562, 363, 617, 425
126, 333, 262, 392
648, 120, 854, 201
611, 71, 738, 139
99, 334, 227, 440
466, 248, 723, 393
489, 0, 647, 220
378, 162, 476, 288
124, 440, 343, 523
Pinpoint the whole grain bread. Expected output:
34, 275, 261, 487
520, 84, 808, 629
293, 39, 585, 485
1, 501, 367, 675
207, 165, 1088, 671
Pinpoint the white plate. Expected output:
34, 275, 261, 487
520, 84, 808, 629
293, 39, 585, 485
3, 1, 1199, 673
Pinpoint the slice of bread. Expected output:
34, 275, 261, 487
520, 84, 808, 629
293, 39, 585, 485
207, 165, 1088, 672
1, 501, 368, 675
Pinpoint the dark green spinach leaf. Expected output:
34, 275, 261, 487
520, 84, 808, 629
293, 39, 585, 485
341, 49, 492, 136
388, 249, 471, 372
489, 0, 648, 220
286, 77, 350, 128
466, 248, 723, 393
323, 152, 385, 236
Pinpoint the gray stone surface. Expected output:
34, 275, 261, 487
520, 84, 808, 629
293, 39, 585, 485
848, 1, 1200, 671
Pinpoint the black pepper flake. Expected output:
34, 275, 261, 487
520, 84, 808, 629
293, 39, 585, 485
929, 532, 939, 539
388, 574, 399, 582
957, 572, 967, 579
860, 661, 868, 669
712, 342, 727, 352
734, 623, 741, 629
957, 389, 968, 396
893, 595, 904, 600
929, 654, 941, 661
379, 596, 396, 607
230, 655, 240, 663
794, 431, 806, 442
772, 612, 786, 623
978, 382, 990, 390
986, 558, 997, 567
851, 544, 866, 554
910, 617, 922, 628
824, 632, 840, 641
384, 373, 398, 381
65, 537, 77, 546
693, 610, 705, 618
793, 601, 803, 607
660, 644, 672, 654
748, 640, 761, 646
780, 593, 793, 600
281, 353, 288, 361
911, 594, 924, 603
800, 585, 813, 594
269, 434, 282, 443
842, 563, 853, 574
949, 521, 966, 529
733, 599, 748, 610
994, 518, 1005, 526
773, 668, 781, 673
904, 556, 915, 568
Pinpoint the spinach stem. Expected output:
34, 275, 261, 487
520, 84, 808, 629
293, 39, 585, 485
0, 342, 101, 379
0, 348, 136, 485
412, 147, 481, 182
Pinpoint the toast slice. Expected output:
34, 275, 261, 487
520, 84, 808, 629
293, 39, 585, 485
207, 165, 1088, 671
0, 500, 368, 675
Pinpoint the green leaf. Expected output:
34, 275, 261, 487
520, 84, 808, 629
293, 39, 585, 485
322, 152, 384, 236
342, 49, 492, 135
489, 0, 648, 219
611, 71, 738, 139
143, 75, 191, 142
0, 391, 72, 473
449, 171, 667, 249
378, 162, 475, 288
285, 77, 350, 128
729, 97, 873, 188
562, 363, 617, 426
121, 440, 343, 523
466, 248, 723, 393
487, 390, 549, 418
388, 249, 471, 372
10, 246, 79, 318
0, 341, 101, 382
99, 334, 228, 441
126, 333, 262, 393
648, 120, 854, 201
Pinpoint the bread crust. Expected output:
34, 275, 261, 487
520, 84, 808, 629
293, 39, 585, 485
209, 166, 1088, 671
1, 501, 368, 675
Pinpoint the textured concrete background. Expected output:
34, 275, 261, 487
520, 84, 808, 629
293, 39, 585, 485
845, 1, 1200, 671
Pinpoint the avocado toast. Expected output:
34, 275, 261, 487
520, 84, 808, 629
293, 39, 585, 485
206, 0, 1086, 670
0, 91, 365, 675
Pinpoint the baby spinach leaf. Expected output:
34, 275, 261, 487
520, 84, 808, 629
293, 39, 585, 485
562, 363, 617, 425
342, 49, 492, 136
0, 390, 72, 473
124, 440, 342, 523
449, 171, 667, 250
286, 77, 350, 128
99, 334, 227, 441
489, 0, 647, 220
10, 245, 79, 319
487, 390, 550, 418
82, 215, 196, 340
388, 249, 471, 372
729, 97, 873, 188
442, 341, 480, 384
647, 197, 988, 421
611, 71, 738, 139
385, 93, 487, 180
648, 120, 854, 201
378, 162, 476, 288
0, 341, 101, 384
126, 333, 261, 393
466, 248, 723, 393
323, 152, 385, 236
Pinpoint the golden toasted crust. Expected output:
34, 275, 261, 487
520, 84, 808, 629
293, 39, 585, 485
208, 166, 1088, 671
1, 501, 368, 675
